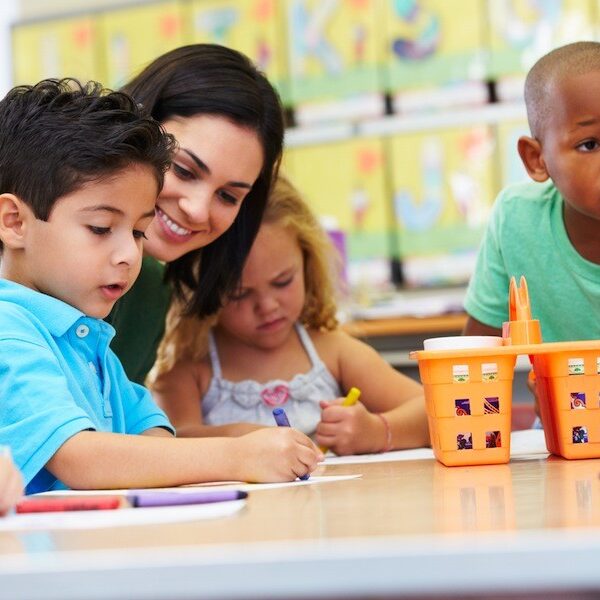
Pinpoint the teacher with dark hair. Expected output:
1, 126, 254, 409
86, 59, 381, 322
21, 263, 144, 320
107, 44, 284, 383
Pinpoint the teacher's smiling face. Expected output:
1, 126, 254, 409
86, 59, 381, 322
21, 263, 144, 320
143, 114, 264, 263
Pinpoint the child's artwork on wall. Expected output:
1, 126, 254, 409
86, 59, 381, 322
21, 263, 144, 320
388, 125, 496, 285
495, 120, 530, 188
488, 0, 596, 99
382, 0, 488, 100
285, 136, 392, 287
286, 0, 383, 118
12, 16, 102, 86
190, 0, 289, 102
101, 1, 187, 88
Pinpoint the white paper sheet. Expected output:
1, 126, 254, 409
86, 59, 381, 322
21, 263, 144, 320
41, 474, 362, 497
0, 499, 246, 531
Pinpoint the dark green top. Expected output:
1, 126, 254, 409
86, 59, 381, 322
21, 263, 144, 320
106, 256, 172, 385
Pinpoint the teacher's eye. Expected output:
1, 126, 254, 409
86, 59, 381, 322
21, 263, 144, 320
88, 226, 111, 235
577, 139, 600, 152
217, 190, 239, 206
173, 163, 195, 180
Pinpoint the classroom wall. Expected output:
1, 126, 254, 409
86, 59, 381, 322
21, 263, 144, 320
10, 0, 598, 291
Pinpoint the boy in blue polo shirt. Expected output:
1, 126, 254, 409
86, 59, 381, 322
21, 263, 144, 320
0, 79, 320, 494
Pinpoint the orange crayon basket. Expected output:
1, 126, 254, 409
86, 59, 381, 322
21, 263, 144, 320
413, 345, 516, 466
411, 277, 600, 466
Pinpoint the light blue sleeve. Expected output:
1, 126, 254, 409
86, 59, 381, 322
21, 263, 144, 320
106, 353, 175, 436
463, 187, 512, 329
0, 337, 94, 487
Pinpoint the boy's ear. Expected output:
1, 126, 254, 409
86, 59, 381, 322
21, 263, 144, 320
517, 135, 550, 182
0, 193, 29, 249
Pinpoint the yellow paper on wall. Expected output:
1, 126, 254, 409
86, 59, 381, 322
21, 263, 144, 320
13, 16, 102, 86
388, 125, 496, 259
488, 0, 595, 78
190, 0, 288, 99
495, 120, 530, 188
285, 0, 382, 103
382, 0, 487, 90
100, 1, 188, 88
285, 137, 390, 261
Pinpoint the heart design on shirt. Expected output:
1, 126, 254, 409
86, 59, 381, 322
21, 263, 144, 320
261, 384, 290, 407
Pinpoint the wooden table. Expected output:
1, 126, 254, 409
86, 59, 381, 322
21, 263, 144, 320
2, 453, 600, 599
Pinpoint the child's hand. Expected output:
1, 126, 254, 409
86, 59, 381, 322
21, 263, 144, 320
317, 399, 382, 455
0, 455, 23, 515
233, 428, 322, 482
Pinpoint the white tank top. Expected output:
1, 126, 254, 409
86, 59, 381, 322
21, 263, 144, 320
201, 323, 342, 435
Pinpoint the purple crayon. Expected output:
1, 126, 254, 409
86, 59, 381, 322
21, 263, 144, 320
272, 407, 310, 480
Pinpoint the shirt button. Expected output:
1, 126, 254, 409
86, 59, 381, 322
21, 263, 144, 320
76, 324, 89, 338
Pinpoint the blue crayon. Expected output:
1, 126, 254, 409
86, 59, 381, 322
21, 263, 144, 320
272, 408, 309, 480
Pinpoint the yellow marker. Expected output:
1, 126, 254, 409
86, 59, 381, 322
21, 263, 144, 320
319, 387, 361, 455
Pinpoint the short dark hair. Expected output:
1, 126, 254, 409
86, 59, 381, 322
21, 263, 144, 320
123, 44, 284, 318
525, 41, 600, 139
0, 78, 175, 230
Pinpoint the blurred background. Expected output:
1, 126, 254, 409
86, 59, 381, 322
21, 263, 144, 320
2, 0, 594, 329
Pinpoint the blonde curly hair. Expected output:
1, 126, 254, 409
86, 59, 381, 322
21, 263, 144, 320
147, 174, 340, 387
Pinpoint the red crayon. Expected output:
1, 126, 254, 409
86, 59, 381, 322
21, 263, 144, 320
16, 496, 122, 513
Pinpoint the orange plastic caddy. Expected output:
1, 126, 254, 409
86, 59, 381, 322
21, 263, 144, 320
410, 277, 600, 466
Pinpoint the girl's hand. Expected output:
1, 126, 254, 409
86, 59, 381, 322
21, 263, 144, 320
316, 399, 383, 456
0, 456, 23, 515
233, 428, 322, 482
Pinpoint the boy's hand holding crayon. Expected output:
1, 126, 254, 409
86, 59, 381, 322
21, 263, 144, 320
231, 428, 322, 483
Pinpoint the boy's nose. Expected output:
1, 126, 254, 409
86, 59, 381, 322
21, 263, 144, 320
115, 235, 142, 267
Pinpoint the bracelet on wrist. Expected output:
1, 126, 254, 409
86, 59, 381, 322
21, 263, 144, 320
376, 412, 393, 453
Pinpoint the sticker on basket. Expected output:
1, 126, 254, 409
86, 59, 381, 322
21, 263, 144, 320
457, 432, 473, 450
570, 392, 586, 409
455, 399, 470, 416
568, 358, 584, 375
481, 363, 498, 382
453, 365, 469, 383
597, 357, 600, 375
573, 426, 589, 444
483, 397, 500, 414
485, 431, 501, 448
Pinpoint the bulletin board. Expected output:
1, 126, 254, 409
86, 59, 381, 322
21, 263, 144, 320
100, 0, 188, 89
285, 136, 391, 263
12, 15, 102, 86
388, 125, 496, 283
382, 0, 488, 91
285, 0, 383, 104
487, 0, 596, 78
495, 119, 530, 189
190, 0, 289, 102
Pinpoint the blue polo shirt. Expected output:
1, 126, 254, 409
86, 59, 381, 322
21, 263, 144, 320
0, 279, 174, 494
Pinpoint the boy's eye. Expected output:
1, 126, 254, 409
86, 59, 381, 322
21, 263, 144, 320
88, 226, 111, 235
577, 140, 600, 152
133, 230, 148, 240
173, 163, 194, 180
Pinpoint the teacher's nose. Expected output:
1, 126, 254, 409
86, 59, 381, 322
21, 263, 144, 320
178, 190, 210, 225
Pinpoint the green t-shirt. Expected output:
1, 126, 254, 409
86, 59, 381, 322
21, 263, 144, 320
464, 180, 600, 342
106, 256, 172, 384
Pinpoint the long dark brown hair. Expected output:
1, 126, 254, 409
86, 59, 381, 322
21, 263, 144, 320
123, 44, 284, 317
